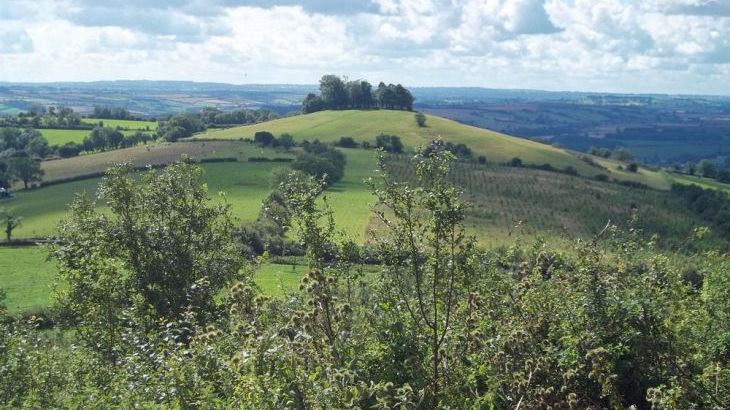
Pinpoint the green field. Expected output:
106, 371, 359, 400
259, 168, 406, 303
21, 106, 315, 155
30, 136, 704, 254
38, 129, 90, 145
671, 172, 730, 195
82, 118, 157, 130
0, 246, 57, 314
196, 110, 670, 189
6, 160, 286, 238
4, 146, 375, 240
0, 246, 305, 314
41, 140, 271, 182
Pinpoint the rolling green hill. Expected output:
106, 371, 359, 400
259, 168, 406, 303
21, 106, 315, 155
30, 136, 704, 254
196, 110, 672, 189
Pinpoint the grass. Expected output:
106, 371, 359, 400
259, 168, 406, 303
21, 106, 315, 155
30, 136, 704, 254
38, 129, 90, 145
41, 140, 261, 182
37, 128, 151, 146
196, 110, 669, 189
379, 158, 726, 249
82, 118, 158, 130
0, 246, 57, 314
326, 148, 378, 242
7, 159, 285, 239
0, 245, 303, 314
671, 172, 730, 195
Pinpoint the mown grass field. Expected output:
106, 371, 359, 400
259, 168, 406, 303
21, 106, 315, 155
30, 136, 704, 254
82, 118, 157, 130
38, 129, 90, 145
196, 110, 669, 189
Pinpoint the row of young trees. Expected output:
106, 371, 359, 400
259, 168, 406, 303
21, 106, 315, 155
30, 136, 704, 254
302, 75, 415, 113
1, 143, 728, 407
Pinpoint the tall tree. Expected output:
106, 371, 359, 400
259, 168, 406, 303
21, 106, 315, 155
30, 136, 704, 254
319, 75, 348, 110
370, 140, 477, 407
302, 93, 324, 114
8, 157, 43, 189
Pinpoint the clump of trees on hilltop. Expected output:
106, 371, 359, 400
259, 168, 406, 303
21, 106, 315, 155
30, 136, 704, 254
302, 74, 414, 114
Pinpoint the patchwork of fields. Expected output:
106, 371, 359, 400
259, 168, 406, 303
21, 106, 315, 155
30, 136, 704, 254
2, 110, 730, 317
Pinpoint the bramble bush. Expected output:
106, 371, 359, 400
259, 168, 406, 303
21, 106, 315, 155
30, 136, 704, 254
1, 147, 729, 408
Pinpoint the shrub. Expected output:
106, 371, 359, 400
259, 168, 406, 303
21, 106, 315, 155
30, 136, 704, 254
254, 131, 275, 146
336, 136, 358, 148
375, 134, 403, 153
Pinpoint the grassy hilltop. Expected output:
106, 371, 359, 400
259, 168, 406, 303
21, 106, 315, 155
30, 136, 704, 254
197, 110, 673, 189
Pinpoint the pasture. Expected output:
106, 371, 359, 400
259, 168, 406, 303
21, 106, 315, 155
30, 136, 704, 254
12, 144, 368, 240
38, 128, 90, 145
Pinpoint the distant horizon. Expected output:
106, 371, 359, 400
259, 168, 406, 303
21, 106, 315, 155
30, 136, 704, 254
2, 78, 729, 98
1, 1, 729, 96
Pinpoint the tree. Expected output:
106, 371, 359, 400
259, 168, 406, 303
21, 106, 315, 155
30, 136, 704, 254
0, 209, 21, 241
717, 168, 730, 183
415, 112, 427, 127
612, 147, 634, 162
276, 133, 295, 150
698, 159, 717, 178
291, 144, 346, 185
302, 93, 324, 114
375, 134, 403, 153
0, 160, 13, 188
509, 157, 523, 167
157, 114, 205, 142
336, 136, 358, 148
9, 157, 43, 189
254, 131, 275, 146
370, 140, 478, 407
51, 161, 244, 355
688, 162, 697, 175
319, 75, 348, 110
58, 142, 82, 158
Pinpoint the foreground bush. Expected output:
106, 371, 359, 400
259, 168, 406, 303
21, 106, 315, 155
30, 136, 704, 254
1, 147, 729, 408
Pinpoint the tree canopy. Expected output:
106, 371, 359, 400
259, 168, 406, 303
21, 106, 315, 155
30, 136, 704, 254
302, 74, 414, 113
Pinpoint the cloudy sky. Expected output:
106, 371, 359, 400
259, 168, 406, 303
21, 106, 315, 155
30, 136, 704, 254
0, 0, 729, 94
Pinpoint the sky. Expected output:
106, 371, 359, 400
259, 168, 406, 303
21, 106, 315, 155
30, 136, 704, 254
0, 0, 729, 95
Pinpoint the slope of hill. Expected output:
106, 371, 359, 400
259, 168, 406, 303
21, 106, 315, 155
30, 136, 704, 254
196, 110, 671, 189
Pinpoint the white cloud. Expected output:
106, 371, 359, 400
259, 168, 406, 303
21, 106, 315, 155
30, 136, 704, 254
0, 0, 728, 94
0, 26, 33, 53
